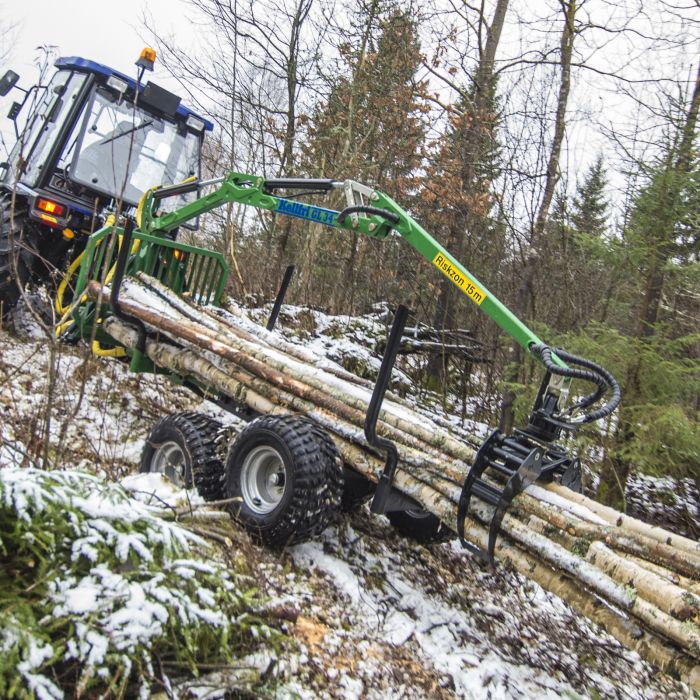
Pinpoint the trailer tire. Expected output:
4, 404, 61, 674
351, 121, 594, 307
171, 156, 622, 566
387, 508, 453, 544
140, 412, 225, 501
0, 196, 32, 319
225, 415, 343, 547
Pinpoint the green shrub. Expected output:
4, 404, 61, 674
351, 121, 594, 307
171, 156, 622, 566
551, 324, 700, 480
0, 468, 281, 699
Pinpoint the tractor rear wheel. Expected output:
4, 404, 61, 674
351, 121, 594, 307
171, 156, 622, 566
0, 195, 32, 319
140, 412, 225, 500
224, 415, 343, 547
387, 508, 453, 544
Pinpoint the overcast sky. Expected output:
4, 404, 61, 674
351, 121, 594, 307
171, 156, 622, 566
2, 0, 189, 83
1, 0, 698, 207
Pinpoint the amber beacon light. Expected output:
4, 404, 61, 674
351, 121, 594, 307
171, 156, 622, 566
136, 47, 157, 72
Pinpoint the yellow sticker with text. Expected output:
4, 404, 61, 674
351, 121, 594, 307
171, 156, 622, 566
432, 252, 486, 305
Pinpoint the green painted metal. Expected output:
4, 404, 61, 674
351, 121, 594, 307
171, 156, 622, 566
140, 172, 282, 234
140, 172, 564, 368
73, 226, 227, 304
70, 222, 229, 342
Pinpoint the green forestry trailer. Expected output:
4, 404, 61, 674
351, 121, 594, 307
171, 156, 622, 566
62, 170, 621, 562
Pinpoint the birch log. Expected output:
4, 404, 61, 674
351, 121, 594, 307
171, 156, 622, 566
100, 280, 477, 465
587, 541, 700, 624
91, 277, 700, 690
544, 482, 700, 557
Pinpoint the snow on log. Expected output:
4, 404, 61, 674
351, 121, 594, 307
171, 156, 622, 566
545, 482, 700, 557
88, 276, 700, 690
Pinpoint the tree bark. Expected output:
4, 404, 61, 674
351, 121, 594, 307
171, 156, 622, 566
587, 541, 700, 623
543, 481, 700, 556
499, 0, 577, 434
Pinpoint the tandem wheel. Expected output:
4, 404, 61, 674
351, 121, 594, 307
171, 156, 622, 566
140, 411, 225, 501
224, 414, 343, 547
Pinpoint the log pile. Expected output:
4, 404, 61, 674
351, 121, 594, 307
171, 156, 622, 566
87, 275, 700, 691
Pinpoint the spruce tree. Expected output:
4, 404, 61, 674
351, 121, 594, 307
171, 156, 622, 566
597, 66, 700, 509
421, 2, 508, 389
535, 161, 611, 331
571, 156, 608, 238
296, 2, 427, 312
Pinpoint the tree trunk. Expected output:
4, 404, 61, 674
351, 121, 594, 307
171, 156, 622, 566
427, 0, 510, 388
499, 1, 577, 434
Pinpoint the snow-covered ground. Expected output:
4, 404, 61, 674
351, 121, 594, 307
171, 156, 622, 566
0, 300, 695, 698
626, 473, 699, 540
124, 472, 690, 700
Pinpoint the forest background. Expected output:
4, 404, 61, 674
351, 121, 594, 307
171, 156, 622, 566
4, 0, 700, 514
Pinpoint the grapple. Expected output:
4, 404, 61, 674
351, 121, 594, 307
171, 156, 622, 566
365, 305, 621, 565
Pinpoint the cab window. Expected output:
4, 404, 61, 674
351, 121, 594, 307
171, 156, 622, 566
19, 70, 86, 186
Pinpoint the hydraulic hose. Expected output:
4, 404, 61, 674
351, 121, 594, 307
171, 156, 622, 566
337, 205, 400, 226
55, 251, 85, 316
54, 217, 141, 340
530, 344, 621, 426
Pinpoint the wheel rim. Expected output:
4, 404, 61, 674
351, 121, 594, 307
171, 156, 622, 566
151, 441, 188, 487
240, 445, 287, 515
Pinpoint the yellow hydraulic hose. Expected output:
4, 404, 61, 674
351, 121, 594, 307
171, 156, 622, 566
54, 250, 86, 316
54, 214, 119, 333
88, 184, 175, 356
55, 178, 193, 349
91, 336, 126, 357
136, 183, 163, 228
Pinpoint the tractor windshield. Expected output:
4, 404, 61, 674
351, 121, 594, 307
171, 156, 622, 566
70, 88, 200, 208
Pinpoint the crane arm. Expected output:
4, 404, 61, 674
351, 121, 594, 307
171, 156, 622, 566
139, 172, 620, 434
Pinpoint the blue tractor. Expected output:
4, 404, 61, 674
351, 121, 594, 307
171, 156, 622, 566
0, 49, 213, 316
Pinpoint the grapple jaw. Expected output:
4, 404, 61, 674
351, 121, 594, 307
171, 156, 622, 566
457, 429, 581, 564
458, 343, 621, 565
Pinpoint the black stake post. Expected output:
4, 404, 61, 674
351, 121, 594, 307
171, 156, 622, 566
110, 217, 147, 354
366, 304, 409, 515
267, 264, 295, 331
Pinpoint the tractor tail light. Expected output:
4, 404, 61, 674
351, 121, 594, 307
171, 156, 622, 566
36, 198, 66, 217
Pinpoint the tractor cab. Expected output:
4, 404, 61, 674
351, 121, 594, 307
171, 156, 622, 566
1, 52, 212, 226
0, 50, 213, 316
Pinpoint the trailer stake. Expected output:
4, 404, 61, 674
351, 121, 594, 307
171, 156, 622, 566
366, 304, 409, 515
